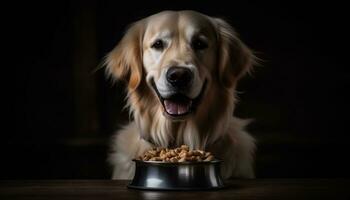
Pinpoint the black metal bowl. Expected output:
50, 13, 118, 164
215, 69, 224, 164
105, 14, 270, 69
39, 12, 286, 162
128, 159, 225, 190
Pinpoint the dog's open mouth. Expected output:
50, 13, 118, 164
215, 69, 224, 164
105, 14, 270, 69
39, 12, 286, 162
163, 95, 192, 116
151, 80, 207, 118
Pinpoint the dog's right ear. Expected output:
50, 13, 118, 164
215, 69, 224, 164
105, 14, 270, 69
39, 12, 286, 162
105, 21, 144, 90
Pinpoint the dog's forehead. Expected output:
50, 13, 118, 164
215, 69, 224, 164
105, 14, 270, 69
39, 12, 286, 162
144, 11, 216, 40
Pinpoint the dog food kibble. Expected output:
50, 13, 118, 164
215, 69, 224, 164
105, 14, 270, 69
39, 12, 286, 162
138, 145, 215, 162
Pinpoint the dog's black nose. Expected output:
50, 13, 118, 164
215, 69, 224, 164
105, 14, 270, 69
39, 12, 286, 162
166, 67, 193, 89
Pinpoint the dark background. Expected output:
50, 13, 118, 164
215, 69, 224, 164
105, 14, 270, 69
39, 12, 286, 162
4, 1, 349, 179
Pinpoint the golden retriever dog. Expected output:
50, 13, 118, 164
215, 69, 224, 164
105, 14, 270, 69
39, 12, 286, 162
105, 10, 256, 179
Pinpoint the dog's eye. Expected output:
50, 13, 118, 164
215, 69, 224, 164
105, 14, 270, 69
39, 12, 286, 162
192, 39, 208, 50
151, 40, 164, 50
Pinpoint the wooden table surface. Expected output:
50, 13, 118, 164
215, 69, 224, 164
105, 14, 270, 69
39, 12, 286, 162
0, 179, 349, 200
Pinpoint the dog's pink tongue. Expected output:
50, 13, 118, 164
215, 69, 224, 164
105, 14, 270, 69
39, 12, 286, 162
164, 100, 190, 115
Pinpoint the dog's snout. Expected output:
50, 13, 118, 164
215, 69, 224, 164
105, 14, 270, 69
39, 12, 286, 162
166, 67, 193, 89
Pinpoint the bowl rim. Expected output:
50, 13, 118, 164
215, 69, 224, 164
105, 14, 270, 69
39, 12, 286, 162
132, 159, 222, 166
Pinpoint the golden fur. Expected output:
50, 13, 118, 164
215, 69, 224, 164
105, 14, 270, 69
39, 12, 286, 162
105, 10, 256, 179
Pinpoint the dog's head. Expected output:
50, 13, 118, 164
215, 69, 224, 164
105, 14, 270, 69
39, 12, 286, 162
106, 10, 254, 121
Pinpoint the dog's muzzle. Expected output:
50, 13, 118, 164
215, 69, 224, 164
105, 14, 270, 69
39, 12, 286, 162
151, 77, 207, 119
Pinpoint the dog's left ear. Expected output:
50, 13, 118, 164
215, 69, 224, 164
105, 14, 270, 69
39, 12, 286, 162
105, 21, 144, 90
214, 18, 256, 88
